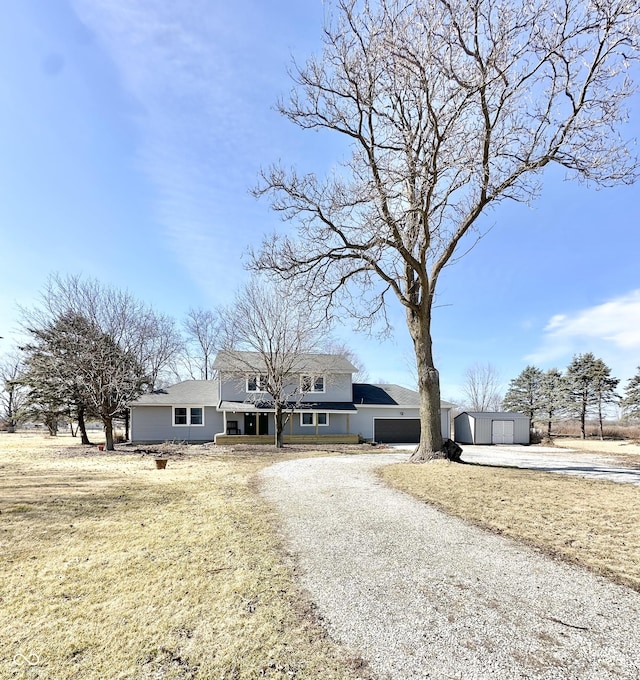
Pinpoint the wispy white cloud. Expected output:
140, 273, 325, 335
526, 290, 640, 380
69, 0, 306, 302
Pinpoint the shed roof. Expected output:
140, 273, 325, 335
213, 350, 357, 374
456, 411, 530, 419
130, 380, 219, 406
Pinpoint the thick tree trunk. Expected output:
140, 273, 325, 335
124, 409, 130, 441
274, 405, 284, 448
407, 307, 445, 462
103, 416, 115, 451
77, 406, 90, 445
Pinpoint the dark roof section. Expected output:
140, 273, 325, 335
213, 350, 357, 374
218, 400, 357, 412
353, 383, 455, 409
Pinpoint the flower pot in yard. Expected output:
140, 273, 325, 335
98, 445, 104, 451
155, 459, 167, 469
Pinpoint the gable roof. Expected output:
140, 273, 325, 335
353, 383, 454, 409
130, 380, 219, 406
213, 350, 357, 374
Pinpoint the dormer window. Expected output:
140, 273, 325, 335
301, 375, 325, 393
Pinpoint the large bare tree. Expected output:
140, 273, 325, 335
252, 0, 639, 461
218, 277, 330, 447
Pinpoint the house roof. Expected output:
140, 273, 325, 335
353, 383, 454, 409
130, 380, 219, 406
213, 350, 357, 374
218, 400, 357, 413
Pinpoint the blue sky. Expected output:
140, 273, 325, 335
1, 0, 639, 404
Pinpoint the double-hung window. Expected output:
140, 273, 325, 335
300, 412, 329, 427
173, 406, 204, 426
301, 375, 325, 393
247, 375, 267, 392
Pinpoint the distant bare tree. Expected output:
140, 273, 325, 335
252, 0, 640, 461
0, 350, 28, 431
219, 277, 330, 447
181, 308, 219, 380
325, 341, 369, 383
463, 362, 502, 412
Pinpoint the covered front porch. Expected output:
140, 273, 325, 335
215, 399, 359, 445
214, 433, 360, 445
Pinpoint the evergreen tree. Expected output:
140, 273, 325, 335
565, 353, 618, 439
538, 368, 566, 438
502, 366, 543, 420
622, 367, 640, 420
21, 311, 149, 449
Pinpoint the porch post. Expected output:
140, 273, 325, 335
346, 413, 350, 434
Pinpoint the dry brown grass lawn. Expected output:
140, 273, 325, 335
555, 437, 640, 467
0, 432, 370, 680
380, 459, 640, 591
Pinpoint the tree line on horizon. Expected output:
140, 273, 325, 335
501, 358, 640, 440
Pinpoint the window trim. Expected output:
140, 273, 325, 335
172, 406, 205, 427
301, 374, 326, 393
246, 374, 267, 393
300, 412, 329, 427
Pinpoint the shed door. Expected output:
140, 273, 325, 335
492, 420, 514, 445
374, 418, 421, 444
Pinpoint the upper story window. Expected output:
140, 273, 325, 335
301, 375, 325, 393
173, 406, 204, 426
247, 375, 268, 392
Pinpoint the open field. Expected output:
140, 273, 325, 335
381, 457, 640, 591
0, 432, 370, 680
554, 437, 640, 466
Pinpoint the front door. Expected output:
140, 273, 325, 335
258, 413, 269, 435
245, 413, 269, 436
245, 414, 257, 435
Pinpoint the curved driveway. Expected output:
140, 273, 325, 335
391, 444, 640, 485
260, 454, 640, 680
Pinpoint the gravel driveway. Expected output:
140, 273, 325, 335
260, 454, 640, 680
390, 444, 640, 485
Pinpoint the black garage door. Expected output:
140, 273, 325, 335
374, 418, 421, 444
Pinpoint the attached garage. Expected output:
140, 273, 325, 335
374, 418, 421, 444
454, 412, 530, 445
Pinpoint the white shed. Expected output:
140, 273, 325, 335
454, 412, 530, 445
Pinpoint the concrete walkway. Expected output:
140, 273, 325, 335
391, 444, 640, 485
260, 454, 640, 680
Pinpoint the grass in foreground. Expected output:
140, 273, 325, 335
0, 433, 369, 680
380, 459, 640, 591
